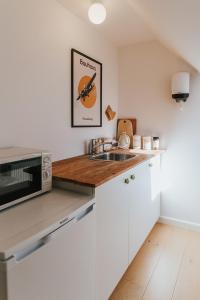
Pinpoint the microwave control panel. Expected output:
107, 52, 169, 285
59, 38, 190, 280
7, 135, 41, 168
42, 153, 52, 191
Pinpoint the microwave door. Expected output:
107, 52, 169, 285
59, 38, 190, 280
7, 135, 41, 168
0, 157, 42, 209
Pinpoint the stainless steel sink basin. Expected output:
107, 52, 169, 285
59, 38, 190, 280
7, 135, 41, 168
90, 152, 137, 161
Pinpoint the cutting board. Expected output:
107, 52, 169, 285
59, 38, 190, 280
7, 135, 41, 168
117, 119, 136, 148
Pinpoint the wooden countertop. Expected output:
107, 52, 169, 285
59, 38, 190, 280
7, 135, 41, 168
52, 150, 154, 188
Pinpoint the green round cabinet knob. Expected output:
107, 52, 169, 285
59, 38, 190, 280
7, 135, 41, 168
130, 174, 136, 180
124, 178, 130, 184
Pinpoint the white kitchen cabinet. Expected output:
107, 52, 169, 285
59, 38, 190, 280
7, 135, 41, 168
95, 155, 161, 300
149, 155, 161, 224
128, 161, 151, 262
128, 156, 161, 263
95, 172, 130, 300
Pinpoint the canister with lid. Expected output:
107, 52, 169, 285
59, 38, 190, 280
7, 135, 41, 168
152, 137, 160, 150
142, 136, 152, 150
133, 135, 142, 149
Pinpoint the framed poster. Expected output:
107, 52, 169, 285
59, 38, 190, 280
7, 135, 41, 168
71, 49, 102, 127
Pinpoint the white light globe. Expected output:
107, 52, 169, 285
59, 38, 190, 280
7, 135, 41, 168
88, 3, 106, 24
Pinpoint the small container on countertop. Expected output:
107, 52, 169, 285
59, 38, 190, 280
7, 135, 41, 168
142, 136, 152, 150
133, 135, 142, 149
152, 137, 160, 150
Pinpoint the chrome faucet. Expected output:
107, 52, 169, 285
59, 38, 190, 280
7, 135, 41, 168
90, 139, 114, 155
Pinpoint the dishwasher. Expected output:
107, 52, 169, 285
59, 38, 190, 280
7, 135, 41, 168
0, 203, 96, 300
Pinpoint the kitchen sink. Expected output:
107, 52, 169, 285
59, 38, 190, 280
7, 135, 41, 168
90, 152, 137, 161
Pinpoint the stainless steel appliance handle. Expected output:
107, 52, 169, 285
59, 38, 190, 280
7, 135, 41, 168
14, 235, 52, 262
75, 203, 95, 222
9, 203, 95, 263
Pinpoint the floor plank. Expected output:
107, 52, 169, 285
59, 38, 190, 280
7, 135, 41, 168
109, 223, 191, 300
109, 223, 173, 300
172, 231, 200, 300
142, 226, 189, 300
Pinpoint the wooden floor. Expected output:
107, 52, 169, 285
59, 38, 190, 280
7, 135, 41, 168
109, 223, 200, 300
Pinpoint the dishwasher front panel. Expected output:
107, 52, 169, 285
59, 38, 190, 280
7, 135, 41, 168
1, 204, 96, 300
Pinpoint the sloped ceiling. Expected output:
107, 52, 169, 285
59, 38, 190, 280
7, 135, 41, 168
58, 0, 200, 71
129, 0, 200, 71
57, 0, 155, 47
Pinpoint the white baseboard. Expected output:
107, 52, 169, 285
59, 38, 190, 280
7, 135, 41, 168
159, 216, 200, 232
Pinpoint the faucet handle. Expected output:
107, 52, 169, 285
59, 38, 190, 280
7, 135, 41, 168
89, 139, 96, 155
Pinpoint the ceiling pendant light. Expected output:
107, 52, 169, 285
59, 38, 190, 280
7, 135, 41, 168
88, 2, 107, 25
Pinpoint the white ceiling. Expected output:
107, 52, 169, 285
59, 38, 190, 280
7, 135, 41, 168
58, 0, 200, 72
57, 0, 155, 47
128, 0, 200, 72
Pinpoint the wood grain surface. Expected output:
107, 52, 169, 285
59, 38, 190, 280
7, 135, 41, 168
109, 223, 199, 300
52, 151, 153, 187
117, 119, 137, 148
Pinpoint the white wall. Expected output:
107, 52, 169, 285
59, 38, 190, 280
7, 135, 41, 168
131, 0, 200, 72
2, 1, 200, 226
0, 0, 118, 160
119, 41, 200, 225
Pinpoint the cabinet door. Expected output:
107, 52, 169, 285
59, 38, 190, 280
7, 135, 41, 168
128, 161, 151, 263
96, 172, 130, 300
128, 157, 161, 263
149, 155, 161, 224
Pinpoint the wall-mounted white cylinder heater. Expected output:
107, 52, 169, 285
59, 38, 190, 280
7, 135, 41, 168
171, 72, 190, 102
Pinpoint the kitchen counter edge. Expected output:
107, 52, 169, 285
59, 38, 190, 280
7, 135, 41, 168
52, 150, 162, 188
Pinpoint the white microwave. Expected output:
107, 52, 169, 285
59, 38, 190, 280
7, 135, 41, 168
0, 147, 52, 211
